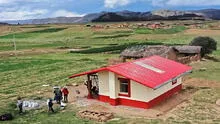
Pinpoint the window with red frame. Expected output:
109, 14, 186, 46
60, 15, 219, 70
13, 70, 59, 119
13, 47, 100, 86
172, 79, 177, 85
118, 78, 130, 97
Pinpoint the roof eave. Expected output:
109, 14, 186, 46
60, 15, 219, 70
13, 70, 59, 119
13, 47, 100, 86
153, 70, 192, 90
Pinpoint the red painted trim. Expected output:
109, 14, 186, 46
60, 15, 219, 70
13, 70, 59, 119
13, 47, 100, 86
97, 84, 182, 109
118, 93, 129, 97
98, 95, 110, 103
147, 84, 182, 108
87, 93, 93, 99
118, 98, 148, 108
109, 98, 118, 106
69, 67, 107, 78
118, 78, 131, 97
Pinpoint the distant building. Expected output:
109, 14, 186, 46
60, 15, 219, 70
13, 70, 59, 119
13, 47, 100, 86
120, 45, 202, 64
172, 46, 202, 63
147, 22, 161, 29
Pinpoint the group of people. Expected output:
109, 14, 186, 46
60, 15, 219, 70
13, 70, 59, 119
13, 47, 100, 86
48, 86, 69, 113
17, 86, 69, 114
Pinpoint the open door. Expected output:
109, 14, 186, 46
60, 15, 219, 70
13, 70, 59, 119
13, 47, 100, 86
85, 74, 99, 99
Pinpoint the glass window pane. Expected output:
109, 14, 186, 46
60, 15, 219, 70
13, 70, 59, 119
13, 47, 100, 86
120, 80, 128, 93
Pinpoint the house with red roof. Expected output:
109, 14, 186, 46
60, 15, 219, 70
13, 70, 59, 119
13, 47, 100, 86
69, 56, 192, 109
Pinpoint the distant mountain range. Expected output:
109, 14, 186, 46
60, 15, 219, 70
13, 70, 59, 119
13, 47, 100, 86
0, 22, 9, 25
3, 9, 220, 25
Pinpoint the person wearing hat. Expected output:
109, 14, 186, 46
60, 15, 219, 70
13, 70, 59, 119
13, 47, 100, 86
61, 86, 69, 103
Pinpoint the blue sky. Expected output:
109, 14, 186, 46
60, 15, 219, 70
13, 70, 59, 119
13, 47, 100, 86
0, 0, 220, 21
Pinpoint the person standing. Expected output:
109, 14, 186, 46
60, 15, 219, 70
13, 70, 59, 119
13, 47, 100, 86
54, 87, 62, 104
17, 97, 23, 114
62, 86, 69, 103
47, 99, 54, 113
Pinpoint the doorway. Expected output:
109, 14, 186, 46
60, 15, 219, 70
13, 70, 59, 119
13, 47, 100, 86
86, 74, 99, 99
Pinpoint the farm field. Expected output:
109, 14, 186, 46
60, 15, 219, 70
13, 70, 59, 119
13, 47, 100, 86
0, 21, 220, 124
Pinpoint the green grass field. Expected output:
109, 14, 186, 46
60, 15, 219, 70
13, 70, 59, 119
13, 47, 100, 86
135, 26, 187, 34
0, 22, 220, 123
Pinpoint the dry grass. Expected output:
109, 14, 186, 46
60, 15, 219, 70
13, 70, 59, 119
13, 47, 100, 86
0, 21, 220, 123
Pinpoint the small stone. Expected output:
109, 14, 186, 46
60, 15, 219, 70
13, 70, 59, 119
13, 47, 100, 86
110, 118, 121, 121
76, 90, 80, 94
199, 68, 207, 71
216, 99, 220, 106
156, 113, 163, 117
73, 83, 78, 86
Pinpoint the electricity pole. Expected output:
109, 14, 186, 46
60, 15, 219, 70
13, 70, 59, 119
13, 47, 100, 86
13, 33, 16, 51
12, 25, 17, 57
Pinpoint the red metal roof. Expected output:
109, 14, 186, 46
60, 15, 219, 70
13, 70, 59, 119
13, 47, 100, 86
69, 56, 192, 89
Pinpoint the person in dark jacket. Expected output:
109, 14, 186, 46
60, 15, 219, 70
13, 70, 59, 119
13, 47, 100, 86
61, 87, 69, 103
17, 97, 23, 114
48, 99, 54, 113
54, 87, 62, 104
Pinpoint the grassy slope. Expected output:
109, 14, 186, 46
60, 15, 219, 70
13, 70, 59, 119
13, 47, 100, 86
0, 25, 187, 51
0, 22, 220, 123
135, 26, 186, 34
0, 53, 117, 123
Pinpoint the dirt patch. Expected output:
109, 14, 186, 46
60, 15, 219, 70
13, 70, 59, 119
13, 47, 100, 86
77, 110, 113, 122
44, 84, 88, 103
87, 104, 162, 118
183, 77, 220, 88
152, 86, 197, 113
68, 84, 196, 119
184, 29, 220, 36
67, 85, 88, 102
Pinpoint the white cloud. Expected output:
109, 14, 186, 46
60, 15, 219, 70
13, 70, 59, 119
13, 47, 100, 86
0, 9, 48, 21
103, 0, 220, 8
166, 0, 220, 6
0, 0, 20, 4
144, 0, 220, 7
0, 0, 48, 4
0, 9, 85, 21
51, 10, 85, 17
104, 0, 131, 8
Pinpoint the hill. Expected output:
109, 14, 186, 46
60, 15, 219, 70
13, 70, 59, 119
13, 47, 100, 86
3, 9, 220, 24
0, 22, 9, 25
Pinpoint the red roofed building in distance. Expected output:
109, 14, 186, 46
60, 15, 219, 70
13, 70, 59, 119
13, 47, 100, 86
69, 56, 192, 109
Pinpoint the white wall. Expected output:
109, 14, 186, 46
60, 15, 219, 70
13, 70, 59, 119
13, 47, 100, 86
108, 72, 118, 99
98, 71, 109, 96
126, 77, 182, 102
114, 73, 182, 102
98, 71, 182, 102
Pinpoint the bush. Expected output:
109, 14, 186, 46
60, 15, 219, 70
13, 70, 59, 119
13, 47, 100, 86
190, 36, 217, 57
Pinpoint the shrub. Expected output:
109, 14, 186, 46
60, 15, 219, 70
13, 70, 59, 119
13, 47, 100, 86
190, 36, 217, 57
